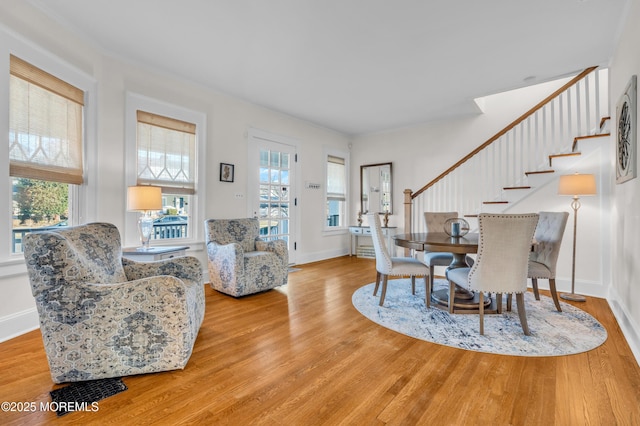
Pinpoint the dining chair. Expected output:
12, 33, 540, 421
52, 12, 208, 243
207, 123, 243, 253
367, 213, 431, 307
446, 213, 539, 335
528, 211, 569, 312
422, 211, 458, 291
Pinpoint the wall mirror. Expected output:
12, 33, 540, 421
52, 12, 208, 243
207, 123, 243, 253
360, 162, 392, 214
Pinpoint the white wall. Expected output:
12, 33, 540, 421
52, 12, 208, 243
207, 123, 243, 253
609, 0, 640, 362
0, 1, 350, 341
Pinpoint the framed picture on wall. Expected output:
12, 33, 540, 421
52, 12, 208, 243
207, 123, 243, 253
616, 75, 637, 184
220, 163, 234, 183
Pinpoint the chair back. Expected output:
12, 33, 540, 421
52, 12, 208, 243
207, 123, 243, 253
367, 213, 392, 274
529, 211, 569, 275
205, 218, 259, 252
424, 212, 458, 233
469, 213, 539, 293
23, 223, 128, 298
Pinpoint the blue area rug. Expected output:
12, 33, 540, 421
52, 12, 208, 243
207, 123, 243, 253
352, 278, 607, 357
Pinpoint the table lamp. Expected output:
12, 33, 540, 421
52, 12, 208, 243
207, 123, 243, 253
557, 173, 596, 302
127, 185, 162, 250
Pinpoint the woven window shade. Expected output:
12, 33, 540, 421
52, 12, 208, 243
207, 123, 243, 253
136, 110, 196, 194
327, 155, 346, 201
9, 55, 84, 185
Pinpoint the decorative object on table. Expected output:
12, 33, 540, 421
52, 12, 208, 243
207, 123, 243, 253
127, 185, 162, 250
528, 211, 569, 312
22, 223, 205, 383
220, 162, 234, 182
383, 211, 390, 227
352, 278, 607, 357
357, 210, 363, 226
443, 217, 470, 237
205, 218, 288, 296
367, 213, 430, 307
558, 173, 597, 302
446, 213, 539, 335
616, 75, 637, 184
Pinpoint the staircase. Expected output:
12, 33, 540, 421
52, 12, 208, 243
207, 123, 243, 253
404, 67, 609, 233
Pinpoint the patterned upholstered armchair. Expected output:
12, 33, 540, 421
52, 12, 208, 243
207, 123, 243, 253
205, 218, 288, 297
23, 223, 205, 384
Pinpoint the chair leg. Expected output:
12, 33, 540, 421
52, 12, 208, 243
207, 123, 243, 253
379, 275, 389, 306
496, 293, 503, 313
478, 291, 485, 335
448, 279, 456, 314
549, 279, 562, 312
516, 293, 531, 336
506, 294, 513, 312
374, 272, 381, 296
429, 265, 435, 293
424, 276, 431, 308
532, 278, 540, 300
411, 276, 416, 295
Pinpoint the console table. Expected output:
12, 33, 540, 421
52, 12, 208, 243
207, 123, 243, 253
122, 246, 189, 262
348, 226, 397, 258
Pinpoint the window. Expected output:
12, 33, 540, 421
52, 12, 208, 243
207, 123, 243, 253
135, 110, 196, 241
325, 152, 348, 230
9, 55, 84, 253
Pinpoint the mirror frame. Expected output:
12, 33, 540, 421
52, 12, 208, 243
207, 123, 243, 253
360, 162, 393, 215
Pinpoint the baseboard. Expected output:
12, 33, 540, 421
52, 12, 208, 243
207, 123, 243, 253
608, 290, 640, 367
294, 248, 349, 266
0, 307, 39, 342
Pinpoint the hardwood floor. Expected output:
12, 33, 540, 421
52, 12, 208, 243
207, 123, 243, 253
1, 256, 639, 425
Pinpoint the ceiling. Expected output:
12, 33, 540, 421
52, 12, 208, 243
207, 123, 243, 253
30, 0, 628, 135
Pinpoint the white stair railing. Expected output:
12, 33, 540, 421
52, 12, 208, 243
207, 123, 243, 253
407, 67, 609, 234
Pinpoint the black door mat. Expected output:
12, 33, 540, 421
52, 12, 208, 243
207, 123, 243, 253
49, 377, 127, 416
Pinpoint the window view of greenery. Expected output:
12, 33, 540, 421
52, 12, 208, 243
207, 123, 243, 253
12, 178, 69, 253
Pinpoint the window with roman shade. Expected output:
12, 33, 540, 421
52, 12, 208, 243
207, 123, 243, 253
136, 110, 196, 194
326, 154, 347, 228
9, 55, 84, 184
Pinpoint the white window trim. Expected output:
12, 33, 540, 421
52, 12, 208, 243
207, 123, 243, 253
124, 92, 206, 249
323, 146, 349, 235
0, 27, 97, 272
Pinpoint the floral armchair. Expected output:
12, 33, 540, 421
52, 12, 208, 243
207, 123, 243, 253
23, 223, 205, 384
205, 218, 288, 296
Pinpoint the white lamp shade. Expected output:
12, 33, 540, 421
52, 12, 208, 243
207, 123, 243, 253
558, 173, 597, 196
127, 185, 162, 211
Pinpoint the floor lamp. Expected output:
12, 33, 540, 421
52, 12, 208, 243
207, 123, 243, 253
558, 173, 597, 302
127, 185, 162, 250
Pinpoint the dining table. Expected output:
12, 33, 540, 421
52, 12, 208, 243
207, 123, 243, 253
393, 232, 497, 313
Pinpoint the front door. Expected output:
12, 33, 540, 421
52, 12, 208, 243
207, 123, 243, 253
248, 129, 297, 264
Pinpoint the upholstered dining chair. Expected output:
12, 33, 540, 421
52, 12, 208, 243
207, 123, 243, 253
367, 213, 431, 307
446, 213, 539, 335
423, 211, 458, 291
205, 218, 288, 297
23, 223, 205, 384
528, 211, 569, 312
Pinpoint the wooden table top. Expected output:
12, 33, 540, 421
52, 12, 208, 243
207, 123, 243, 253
393, 232, 479, 254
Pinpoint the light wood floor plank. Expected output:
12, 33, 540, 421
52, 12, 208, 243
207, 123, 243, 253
0, 256, 639, 425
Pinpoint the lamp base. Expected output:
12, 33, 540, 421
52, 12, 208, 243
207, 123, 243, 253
560, 292, 586, 302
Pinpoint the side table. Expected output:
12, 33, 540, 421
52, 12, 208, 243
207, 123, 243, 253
122, 246, 189, 261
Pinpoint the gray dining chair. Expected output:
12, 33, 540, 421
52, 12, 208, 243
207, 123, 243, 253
367, 213, 431, 307
422, 212, 458, 291
446, 213, 539, 335
528, 211, 569, 312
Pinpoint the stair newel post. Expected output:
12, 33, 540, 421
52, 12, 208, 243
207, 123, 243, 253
403, 189, 413, 256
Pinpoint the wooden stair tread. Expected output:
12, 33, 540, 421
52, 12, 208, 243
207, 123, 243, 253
549, 152, 581, 166
483, 201, 508, 204
525, 169, 554, 176
503, 186, 531, 190
599, 116, 611, 129
572, 133, 610, 150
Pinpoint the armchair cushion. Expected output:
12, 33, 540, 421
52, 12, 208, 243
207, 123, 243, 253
23, 223, 205, 383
